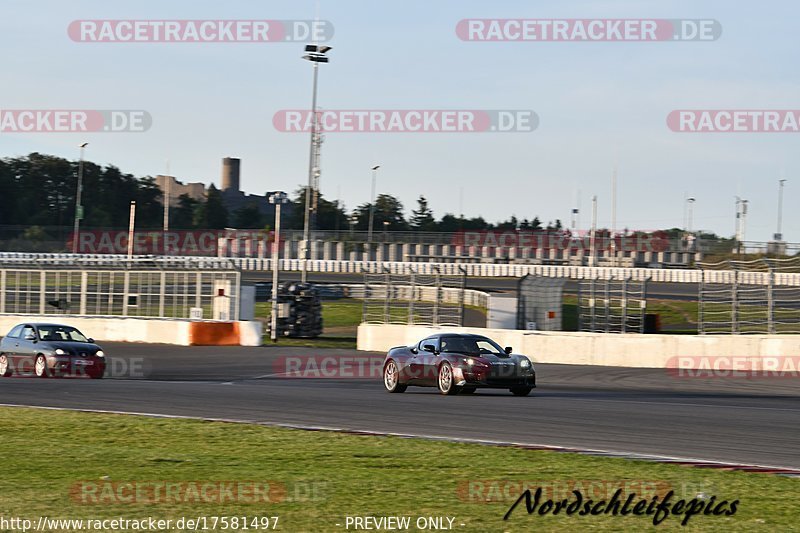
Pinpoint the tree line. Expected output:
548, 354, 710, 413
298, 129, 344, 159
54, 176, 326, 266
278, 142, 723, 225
0, 153, 567, 233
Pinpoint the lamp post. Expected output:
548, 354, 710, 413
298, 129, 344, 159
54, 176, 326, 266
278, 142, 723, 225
776, 179, 787, 241
72, 142, 89, 253
269, 192, 289, 342
300, 44, 332, 283
366, 165, 380, 259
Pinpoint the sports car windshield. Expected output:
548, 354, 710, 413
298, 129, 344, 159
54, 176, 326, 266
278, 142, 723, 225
37, 325, 89, 343
440, 336, 504, 355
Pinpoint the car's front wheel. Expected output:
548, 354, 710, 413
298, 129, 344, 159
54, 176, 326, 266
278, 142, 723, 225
383, 360, 406, 393
34, 355, 50, 378
510, 386, 532, 396
0, 354, 11, 377
438, 362, 461, 395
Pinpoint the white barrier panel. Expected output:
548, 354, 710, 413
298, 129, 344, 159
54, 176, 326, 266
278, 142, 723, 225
357, 324, 800, 369
0, 315, 262, 346
3, 253, 800, 286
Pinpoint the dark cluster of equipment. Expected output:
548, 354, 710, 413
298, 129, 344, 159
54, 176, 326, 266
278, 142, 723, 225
272, 282, 323, 338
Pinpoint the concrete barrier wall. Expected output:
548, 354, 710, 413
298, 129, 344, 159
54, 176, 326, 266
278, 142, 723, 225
357, 324, 800, 368
0, 315, 263, 346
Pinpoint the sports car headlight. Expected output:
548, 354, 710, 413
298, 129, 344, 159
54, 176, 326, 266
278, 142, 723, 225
520, 358, 531, 368
55, 348, 66, 355
95, 350, 105, 357
465, 357, 475, 366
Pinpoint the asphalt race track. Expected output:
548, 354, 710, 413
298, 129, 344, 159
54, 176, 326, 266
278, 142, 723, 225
1, 343, 798, 470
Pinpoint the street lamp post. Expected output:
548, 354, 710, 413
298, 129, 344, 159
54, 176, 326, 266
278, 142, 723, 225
269, 192, 289, 342
72, 142, 89, 253
366, 165, 380, 259
776, 179, 787, 241
300, 44, 332, 283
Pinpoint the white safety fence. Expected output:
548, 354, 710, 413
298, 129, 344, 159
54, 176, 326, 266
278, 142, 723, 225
2, 252, 800, 286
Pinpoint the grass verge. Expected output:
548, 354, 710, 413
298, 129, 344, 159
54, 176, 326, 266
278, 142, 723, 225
0, 407, 796, 532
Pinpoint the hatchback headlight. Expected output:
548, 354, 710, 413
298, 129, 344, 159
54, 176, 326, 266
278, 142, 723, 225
520, 358, 531, 368
95, 350, 105, 357
55, 348, 66, 355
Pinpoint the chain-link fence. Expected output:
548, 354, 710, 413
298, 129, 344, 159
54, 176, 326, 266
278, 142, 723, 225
0, 257, 240, 320
516, 275, 566, 331
577, 276, 649, 333
698, 257, 800, 334
361, 267, 466, 326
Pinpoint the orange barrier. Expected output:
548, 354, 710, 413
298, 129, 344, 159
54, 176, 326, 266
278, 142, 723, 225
188, 322, 240, 346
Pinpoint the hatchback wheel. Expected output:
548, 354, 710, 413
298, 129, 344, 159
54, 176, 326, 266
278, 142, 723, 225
438, 362, 461, 395
0, 354, 11, 377
383, 360, 406, 393
34, 355, 50, 378
510, 386, 532, 397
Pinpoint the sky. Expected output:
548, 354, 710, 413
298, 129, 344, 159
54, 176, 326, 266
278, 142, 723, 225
0, 0, 798, 241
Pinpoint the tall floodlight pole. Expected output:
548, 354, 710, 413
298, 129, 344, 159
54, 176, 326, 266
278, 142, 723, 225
776, 178, 787, 241
72, 142, 89, 253
366, 165, 380, 259
300, 44, 332, 283
269, 192, 289, 342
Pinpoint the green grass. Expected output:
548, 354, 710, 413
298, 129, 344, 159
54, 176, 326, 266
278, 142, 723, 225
0, 407, 796, 532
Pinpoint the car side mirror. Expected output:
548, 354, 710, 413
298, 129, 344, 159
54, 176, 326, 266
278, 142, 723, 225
422, 344, 436, 353
24, 333, 36, 341
504, 346, 513, 354
87, 338, 94, 343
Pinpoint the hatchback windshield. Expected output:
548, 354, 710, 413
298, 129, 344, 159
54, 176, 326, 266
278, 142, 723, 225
36, 325, 89, 343
440, 336, 504, 355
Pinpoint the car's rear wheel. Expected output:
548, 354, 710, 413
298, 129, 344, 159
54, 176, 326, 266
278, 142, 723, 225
383, 360, 406, 393
438, 362, 461, 395
34, 355, 50, 378
510, 386, 532, 396
0, 354, 11, 377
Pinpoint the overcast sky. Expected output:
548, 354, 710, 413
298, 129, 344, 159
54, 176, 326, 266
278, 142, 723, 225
1, 0, 798, 241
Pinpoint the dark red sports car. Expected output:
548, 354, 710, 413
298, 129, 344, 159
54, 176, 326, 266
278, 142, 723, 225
382, 333, 536, 396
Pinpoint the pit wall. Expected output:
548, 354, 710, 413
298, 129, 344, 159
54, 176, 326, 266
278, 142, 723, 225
0, 316, 263, 346
357, 324, 800, 368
